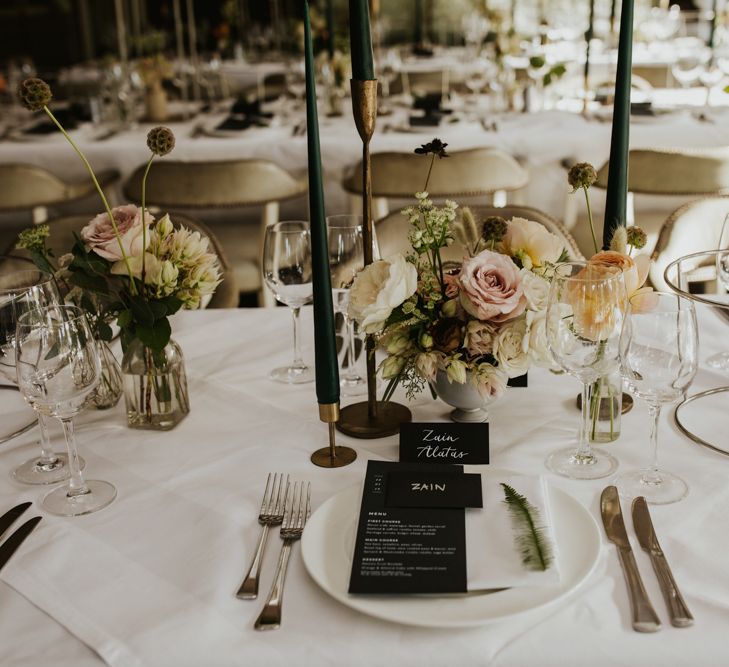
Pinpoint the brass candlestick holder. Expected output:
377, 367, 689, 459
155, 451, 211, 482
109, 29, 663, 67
337, 79, 412, 439
311, 402, 357, 468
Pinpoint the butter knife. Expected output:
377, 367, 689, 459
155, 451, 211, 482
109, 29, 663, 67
600, 486, 661, 632
0, 502, 31, 542
632, 497, 694, 627
0, 516, 41, 573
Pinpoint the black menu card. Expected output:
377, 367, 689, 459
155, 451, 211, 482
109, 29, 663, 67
348, 461, 469, 595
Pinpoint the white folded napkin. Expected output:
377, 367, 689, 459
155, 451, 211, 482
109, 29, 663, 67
466, 473, 560, 590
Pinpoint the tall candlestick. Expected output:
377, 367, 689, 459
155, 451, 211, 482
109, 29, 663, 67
414, 0, 423, 49
603, 0, 634, 248
114, 0, 129, 67
584, 0, 595, 111
349, 0, 375, 80
708, 0, 718, 50
304, 0, 357, 468
326, 0, 335, 59
609, 0, 617, 34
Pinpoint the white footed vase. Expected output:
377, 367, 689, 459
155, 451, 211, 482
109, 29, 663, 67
432, 370, 498, 423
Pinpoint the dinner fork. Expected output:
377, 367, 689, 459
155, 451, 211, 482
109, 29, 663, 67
254, 481, 311, 631
236, 473, 288, 599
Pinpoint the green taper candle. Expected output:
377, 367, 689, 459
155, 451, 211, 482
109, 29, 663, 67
304, 0, 340, 406
602, 0, 634, 249
349, 0, 374, 80
414, 0, 423, 48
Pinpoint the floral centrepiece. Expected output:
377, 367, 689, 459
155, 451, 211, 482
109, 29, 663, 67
347, 139, 568, 411
16, 79, 222, 429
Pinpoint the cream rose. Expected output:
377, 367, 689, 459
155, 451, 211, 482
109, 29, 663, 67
458, 249, 527, 323
494, 318, 530, 378
524, 310, 552, 368
348, 255, 418, 334
503, 217, 564, 269
81, 205, 152, 262
520, 269, 550, 312
473, 363, 508, 398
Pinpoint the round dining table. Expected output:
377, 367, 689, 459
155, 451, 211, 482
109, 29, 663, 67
0, 302, 727, 666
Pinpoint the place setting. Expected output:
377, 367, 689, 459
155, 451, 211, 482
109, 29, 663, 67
2, 0, 729, 665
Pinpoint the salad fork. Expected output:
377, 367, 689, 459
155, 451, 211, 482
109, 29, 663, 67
236, 473, 288, 599
254, 481, 311, 631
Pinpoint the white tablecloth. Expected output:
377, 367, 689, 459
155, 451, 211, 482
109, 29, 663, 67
1, 304, 728, 667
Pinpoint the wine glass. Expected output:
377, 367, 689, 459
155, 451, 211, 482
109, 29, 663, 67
15, 305, 116, 516
263, 221, 314, 384
327, 215, 367, 396
709, 213, 729, 369
618, 292, 698, 504
546, 261, 627, 479
0, 268, 81, 484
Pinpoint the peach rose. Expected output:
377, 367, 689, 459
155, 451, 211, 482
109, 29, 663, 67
458, 249, 526, 323
81, 205, 153, 262
568, 263, 625, 341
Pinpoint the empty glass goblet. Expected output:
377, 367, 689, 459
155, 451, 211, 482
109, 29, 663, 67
263, 221, 314, 384
546, 261, 627, 479
16, 305, 116, 516
707, 213, 729, 370
618, 292, 698, 504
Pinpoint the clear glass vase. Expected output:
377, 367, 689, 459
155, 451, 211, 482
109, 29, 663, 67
122, 338, 190, 430
91, 341, 123, 410
583, 371, 623, 444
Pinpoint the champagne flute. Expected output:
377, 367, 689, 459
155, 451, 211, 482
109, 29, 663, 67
0, 269, 81, 484
546, 261, 626, 479
708, 213, 729, 370
327, 215, 367, 396
15, 305, 116, 516
618, 292, 698, 504
263, 221, 314, 384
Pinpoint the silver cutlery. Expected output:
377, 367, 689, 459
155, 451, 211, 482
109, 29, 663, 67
236, 473, 288, 599
601, 485, 661, 633
254, 481, 310, 631
0, 516, 41, 573
632, 496, 694, 627
0, 502, 31, 541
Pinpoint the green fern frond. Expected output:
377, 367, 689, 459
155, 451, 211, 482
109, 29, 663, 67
500, 483, 553, 572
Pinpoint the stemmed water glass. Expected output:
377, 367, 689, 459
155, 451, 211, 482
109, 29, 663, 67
0, 269, 81, 484
618, 292, 698, 504
546, 261, 627, 479
327, 215, 367, 396
263, 221, 314, 384
708, 213, 729, 370
15, 305, 116, 516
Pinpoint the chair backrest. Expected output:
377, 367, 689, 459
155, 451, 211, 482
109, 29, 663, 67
595, 148, 729, 196
0, 164, 69, 211
650, 195, 729, 291
374, 204, 583, 263
343, 147, 528, 199
3, 213, 239, 309
123, 159, 307, 208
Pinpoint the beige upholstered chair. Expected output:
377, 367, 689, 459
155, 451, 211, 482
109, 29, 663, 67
124, 159, 307, 305
650, 196, 729, 292
374, 204, 583, 262
0, 164, 119, 223
343, 148, 528, 220
564, 147, 729, 256
3, 214, 239, 309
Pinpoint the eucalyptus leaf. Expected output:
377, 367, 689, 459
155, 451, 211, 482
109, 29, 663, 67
136, 317, 171, 352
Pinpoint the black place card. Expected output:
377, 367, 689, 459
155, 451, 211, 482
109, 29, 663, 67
386, 471, 483, 509
348, 461, 468, 595
507, 372, 528, 387
399, 422, 489, 465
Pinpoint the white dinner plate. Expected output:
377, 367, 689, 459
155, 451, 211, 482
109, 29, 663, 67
301, 474, 601, 628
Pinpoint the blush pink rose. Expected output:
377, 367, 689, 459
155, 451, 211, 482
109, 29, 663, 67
81, 205, 153, 261
443, 272, 460, 298
458, 249, 526, 323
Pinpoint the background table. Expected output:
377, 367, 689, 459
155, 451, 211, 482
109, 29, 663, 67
0, 304, 728, 666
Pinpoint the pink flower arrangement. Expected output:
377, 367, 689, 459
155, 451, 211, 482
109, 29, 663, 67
81, 205, 153, 262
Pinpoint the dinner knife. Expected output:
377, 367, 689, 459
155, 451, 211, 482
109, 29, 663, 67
0, 502, 31, 542
0, 516, 42, 574
632, 496, 694, 628
600, 486, 661, 632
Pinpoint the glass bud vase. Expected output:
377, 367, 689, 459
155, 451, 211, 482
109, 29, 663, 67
91, 341, 123, 409
122, 338, 190, 431
583, 370, 622, 444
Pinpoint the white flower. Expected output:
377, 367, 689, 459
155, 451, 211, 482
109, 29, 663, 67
155, 213, 174, 239
446, 359, 468, 384
494, 318, 530, 378
472, 362, 508, 398
502, 217, 564, 269
386, 333, 411, 355
520, 269, 550, 312
348, 255, 418, 334
415, 351, 443, 380
524, 310, 553, 368
419, 332, 434, 350
381, 355, 405, 379
111, 252, 160, 281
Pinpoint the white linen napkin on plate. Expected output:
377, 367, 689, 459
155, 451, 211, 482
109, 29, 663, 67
466, 473, 560, 590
